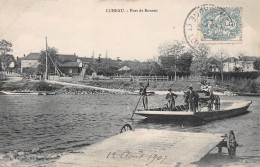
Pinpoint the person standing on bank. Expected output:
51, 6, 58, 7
139, 79, 149, 110
166, 88, 178, 111
185, 86, 199, 112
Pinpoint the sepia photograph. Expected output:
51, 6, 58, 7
0, 0, 259, 166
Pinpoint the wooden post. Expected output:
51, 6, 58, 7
45, 37, 48, 80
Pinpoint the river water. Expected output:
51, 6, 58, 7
0, 94, 259, 166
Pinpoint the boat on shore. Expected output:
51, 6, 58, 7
0, 91, 56, 95
134, 100, 252, 123
236, 92, 260, 96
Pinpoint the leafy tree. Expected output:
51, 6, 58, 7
177, 52, 193, 74
158, 41, 185, 76
37, 47, 58, 76
0, 39, 13, 71
22, 67, 37, 76
190, 44, 210, 76
0, 39, 12, 55
253, 58, 260, 72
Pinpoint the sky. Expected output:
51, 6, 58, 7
0, 0, 259, 61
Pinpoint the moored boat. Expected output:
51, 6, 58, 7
134, 100, 252, 123
236, 92, 260, 96
0, 91, 39, 95
0, 91, 56, 95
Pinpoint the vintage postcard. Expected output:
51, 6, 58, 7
0, 0, 259, 166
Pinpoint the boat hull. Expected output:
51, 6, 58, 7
195, 102, 251, 122
134, 101, 252, 123
236, 92, 260, 96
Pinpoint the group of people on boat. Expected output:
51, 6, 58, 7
139, 79, 219, 112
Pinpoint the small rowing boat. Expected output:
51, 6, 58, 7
0, 91, 56, 95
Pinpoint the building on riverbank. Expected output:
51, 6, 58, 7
21, 53, 40, 73
223, 56, 258, 72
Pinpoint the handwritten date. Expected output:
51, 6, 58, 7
106, 150, 167, 166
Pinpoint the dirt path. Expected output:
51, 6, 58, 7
45, 80, 131, 94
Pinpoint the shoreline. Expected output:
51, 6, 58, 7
0, 79, 235, 96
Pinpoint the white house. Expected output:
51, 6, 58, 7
223, 56, 258, 72
223, 57, 239, 72
238, 56, 258, 72
21, 53, 40, 73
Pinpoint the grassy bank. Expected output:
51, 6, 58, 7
0, 80, 64, 92
79, 80, 201, 92
6, 78, 257, 94
1, 79, 203, 92
216, 79, 260, 93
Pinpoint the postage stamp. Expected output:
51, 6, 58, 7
198, 7, 242, 43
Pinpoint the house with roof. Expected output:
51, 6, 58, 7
21, 52, 82, 76
223, 57, 239, 72
238, 56, 258, 72
21, 53, 40, 73
56, 54, 80, 75
76, 57, 95, 68
207, 57, 220, 72
222, 56, 258, 72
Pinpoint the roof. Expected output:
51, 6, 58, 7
208, 57, 220, 65
58, 62, 79, 67
239, 56, 258, 61
223, 57, 238, 63
78, 57, 95, 63
57, 54, 77, 63
22, 53, 40, 60
118, 65, 131, 71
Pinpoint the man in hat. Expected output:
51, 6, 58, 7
166, 88, 178, 111
185, 86, 199, 112
139, 79, 149, 110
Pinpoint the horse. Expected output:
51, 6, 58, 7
208, 94, 220, 110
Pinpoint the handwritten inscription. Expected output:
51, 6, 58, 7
106, 150, 167, 166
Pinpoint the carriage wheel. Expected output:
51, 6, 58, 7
227, 130, 237, 158
120, 124, 133, 133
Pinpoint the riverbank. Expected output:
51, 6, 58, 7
3, 78, 258, 96
0, 79, 205, 95
216, 79, 260, 93
0, 80, 114, 95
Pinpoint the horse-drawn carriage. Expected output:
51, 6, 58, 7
196, 90, 220, 112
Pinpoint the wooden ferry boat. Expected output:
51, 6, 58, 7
134, 100, 252, 123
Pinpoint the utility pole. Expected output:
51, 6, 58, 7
220, 52, 224, 83
92, 51, 94, 59
174, 55, 178, 81
45, 37, 48, 80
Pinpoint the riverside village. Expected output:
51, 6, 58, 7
0, 0, 259, 167
0, 37, 259, 166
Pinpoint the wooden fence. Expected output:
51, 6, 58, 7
112, 75, 216, 82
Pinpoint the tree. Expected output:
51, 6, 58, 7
253, 58, 260, 72
158, 41, 185, 79
37, 47, 58, 76
0, 39, 13, 72
0, 39, 12, 55
190, 44, 211, 76
177, 52, 193, 74
214, 50, 230, 83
